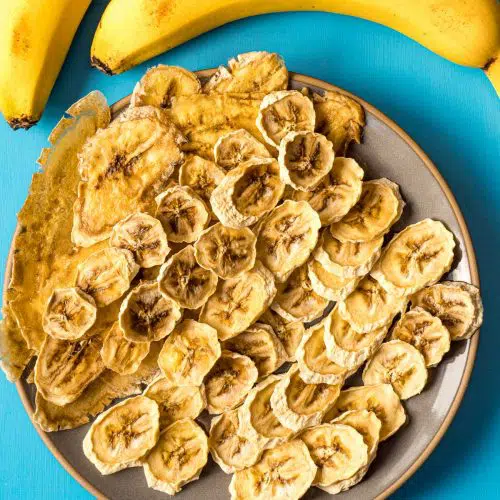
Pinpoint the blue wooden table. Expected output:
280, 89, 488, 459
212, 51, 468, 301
0, 1, 499, 498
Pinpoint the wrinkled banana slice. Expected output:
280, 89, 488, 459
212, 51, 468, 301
205, 350, 258, 414
83, 395, 160, 474
194, 223, 257, 279
256, 200, 321, 282
390, 307, 450, 366
143, 418, 208, 495
158, 245, 218, 309
411, 281, 483, 341
209, 409, 262, 474
210, 159, 284, 228
143, 377, 206, 429
200, 261, 276, 341
362, 340, 428, 400
338, 276, 408, 333
229, 439, 317, 500
257, 90, 315, 149
75, 247, 139, 307
330, 178, 404, 243
289, 157, 364, 225
278, 131, 334, 191
214, 129, 271, 171
119, 281, 182, 343
131, 65, 201, 108
158, 319, 221, 386
43, 287, 97, 341
155, 185, 210, 243
371, 219, 456, 296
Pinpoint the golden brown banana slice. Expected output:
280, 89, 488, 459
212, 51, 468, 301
229, 439, 317, 500
278, 131, 334, 191
199, 261, 276, 341
363, 340, 428, 400
411, 281, 483, 340
83, 395, 160, 474
143, 418, 208, 495
158, 245, 218, 309
194, 223, 257, 279
330, 178, 404, 242
210, 159, 284, 228
42, 287, 97, 341
390, 307, 450, 366
131, 65, 201, 108
119, 281, 182, 343
371, 219, 456, 296
158, 319, 221, 386
75, 247, 139, 307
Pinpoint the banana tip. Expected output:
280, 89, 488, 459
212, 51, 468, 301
7, 115, 39, 130
91, 56, 115, 76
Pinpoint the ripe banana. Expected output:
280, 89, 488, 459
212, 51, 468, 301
0, 0, 91, 129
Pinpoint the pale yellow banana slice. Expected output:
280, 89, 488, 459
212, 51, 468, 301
83, 395, 160, 475
143, 418, 208, 495
362, 340, 428, 400
42, 287, 97, 341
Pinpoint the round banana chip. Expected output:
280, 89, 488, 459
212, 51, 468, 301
410, 281, 483, 341
210, 158, 284, 228
158, 245, 218, 309
256, 200, 321, 282
194, 223, 257, 279
390, 307, 451, 366
278, 131, 334, 191
329, 178, 404, 242
199, 261, 276, 341
143, 377, 206, 429
155, 185, 210, 243
229, 439, 317, 500
75, 247, 139, 307
256, 90, 315, 148
42, 287, 97, 341
143, 418, 208, 495
371, 219, 456, 296
109, 212, 170, 268
119, 281, 182, 343
158, 319, 221, 386
362, 340, 428, 400
83, 395, 160, 475
209, 409, 262, 474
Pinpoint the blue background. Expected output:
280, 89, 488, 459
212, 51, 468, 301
0, 0, 499, 498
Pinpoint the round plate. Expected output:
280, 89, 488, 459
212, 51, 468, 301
12, 70, 479, 500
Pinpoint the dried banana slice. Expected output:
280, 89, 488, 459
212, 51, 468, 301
83, 395, 160, 474
411, 281, 483, 341
257, 90, 315, 148
371, 219, 456, 296
158, 245, 218, 309
75, 247, 139, 307
155, 185, 210, 243
256, 200, 321, 282
278, 131, 334, 191
205, 350, 258, 414
229, 439, 317, 500
131, 65, 201, 108
119, 281, 182, 343
194, 223, 257, 279
362, 340, 428, 400
390, 307, 450, 366
158, 319, 221, 386
214, 129, 271, 171
42, 287, 97, 341
330, 178, 404, 242
200, 261, 276, 341
210, 159, 284, 228
143, 418, 208, 495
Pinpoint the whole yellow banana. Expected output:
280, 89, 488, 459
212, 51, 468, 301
0, 0, 91, 129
